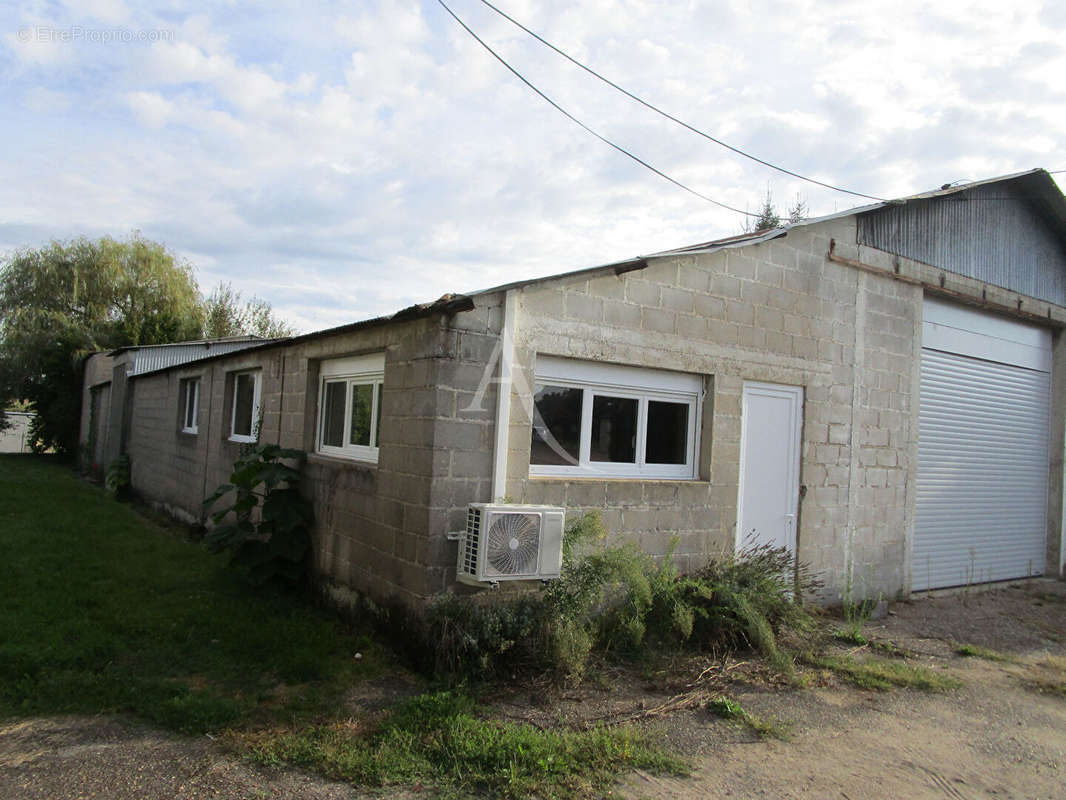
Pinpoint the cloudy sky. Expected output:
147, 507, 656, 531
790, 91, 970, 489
2, 1, 1064, 332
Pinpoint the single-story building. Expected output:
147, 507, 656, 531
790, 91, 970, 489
80, 169, 1066, 608
79, 336, 275, 471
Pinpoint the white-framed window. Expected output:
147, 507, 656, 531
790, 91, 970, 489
529, 355, 702, 480
317, 353, 385, 462
229, 370, 262, 443
180, 377, 200, 434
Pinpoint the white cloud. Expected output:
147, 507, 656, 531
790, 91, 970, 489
23, 85, 70, 112
0, 0, 1064, 333
4, 24, 74, 68
124, 90, 172, 127
60, 0, 127, 24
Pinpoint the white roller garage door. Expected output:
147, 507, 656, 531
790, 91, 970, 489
914, 297, 1052, 591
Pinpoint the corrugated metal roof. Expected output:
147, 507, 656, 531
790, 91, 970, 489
127, 338, 281, 375
109, 336, 281, 377
107, 334, 265, 356
127, 295, 475, 379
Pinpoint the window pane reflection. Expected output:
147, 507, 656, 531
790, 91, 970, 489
531, 385, 582, 465
646, 400, 689, 464
234, 374, 256, 437
590, 395, 637, 463
321, 381, 346, 447
349, 383, 374, 446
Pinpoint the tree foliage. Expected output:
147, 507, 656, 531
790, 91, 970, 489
745, 188, 809, 233
0, 234, 204, 455
202, 281, 295, 339
0, 233, 295, 456
748, 189, 782, 232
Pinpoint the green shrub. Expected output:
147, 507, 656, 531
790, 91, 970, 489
426, 592, 545, 676
426, 513, 818, 682
104, 454, 131, 499
202, 443, 313, 588
684, 542, 820, 672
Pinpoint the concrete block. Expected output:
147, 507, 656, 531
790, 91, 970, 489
694, 294, 727, 318
756, 261, 785, 287
765, 331, 792, 354
726, 253, 758, 280
726, 300, 755, 326
587, 276, 627, 301
567, 481, 608, 507
642, 307, 677, 334
661, 286, 695, 313
604, 300, 642, 328
737, 325, 766, 348
626, 279, 660, 306
678, 264, 710, 292
740, 281, 770, 307
676, 313, 708, 339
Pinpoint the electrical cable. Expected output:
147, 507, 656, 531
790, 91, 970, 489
436, 0, 760, 217
476, 0, 889, 202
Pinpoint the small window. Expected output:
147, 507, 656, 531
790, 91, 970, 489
530, 356, 702, 479
180, 378, 200, 434
229, 370, 262, 443
317, 353, 385, 462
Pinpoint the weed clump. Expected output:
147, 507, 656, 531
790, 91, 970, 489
953, 643, 1014, 663
246, 690, 686, 799
807, 654, 962, 692
707, 695, 791, 740
427, 512, 819, 682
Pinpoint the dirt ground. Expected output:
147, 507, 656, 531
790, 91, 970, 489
622, 579, 1066, 800
3, 579, 1065, 800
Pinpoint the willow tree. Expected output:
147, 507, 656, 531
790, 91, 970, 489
0, 233, 204, 455
202, 281, 295, 339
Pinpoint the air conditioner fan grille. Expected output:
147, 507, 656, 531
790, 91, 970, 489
485, 512, 540, 575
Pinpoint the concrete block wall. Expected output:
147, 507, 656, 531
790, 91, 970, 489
124, 311, 484, 610
127, 367, 211, 523
114, 212, 1066, 609
78, 352, 115, 466
500, 217, 921, 601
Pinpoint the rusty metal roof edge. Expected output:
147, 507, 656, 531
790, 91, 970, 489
461, 257, 648, 301
107, 334, 271, 357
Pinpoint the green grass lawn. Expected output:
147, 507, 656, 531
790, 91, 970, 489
0, 454, 381, 733
0, 455, 684, 798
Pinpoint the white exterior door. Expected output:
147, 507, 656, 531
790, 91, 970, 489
737, 382, 804, 552
914, 297, 1052, 590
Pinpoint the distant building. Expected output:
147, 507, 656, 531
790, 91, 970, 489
79, 336, 277, 471
0, 411, 33, 453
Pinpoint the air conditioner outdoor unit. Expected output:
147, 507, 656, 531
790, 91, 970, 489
455, 503, 566, 586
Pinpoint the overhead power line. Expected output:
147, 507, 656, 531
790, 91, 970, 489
435, 0, 759, 217
476, 0, 888, 203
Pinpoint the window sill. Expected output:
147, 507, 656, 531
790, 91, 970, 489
307, 452, 378, 472
228, 435, 258, 444
528, 474, 708, 484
